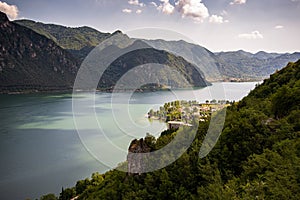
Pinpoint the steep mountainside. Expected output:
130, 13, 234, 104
49, 60, 300, 199
14, 19, 300, 82
143, 39, 227, 82
0, 11, 79, 93
145, 39, 300, 81
0, 13, 209, 93
15, 19, 112, 60
84, 38, 210, 90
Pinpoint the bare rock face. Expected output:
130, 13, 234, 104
127, 138, 151, 175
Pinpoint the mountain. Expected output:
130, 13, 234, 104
14, 19, 300, 82
46, 59, 300, 199
100, 43, 209, 90
78, 36, 209, 91
253, 51, 281, 60
143, 39, 225, 82
0, 12, 209, 93
0, 11, 79, 93
145, 39, 300, 81
15, 19, 112, 60
216, 50, 300, 80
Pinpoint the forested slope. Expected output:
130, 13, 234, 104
42, 62, 300, 200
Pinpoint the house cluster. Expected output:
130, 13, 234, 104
148, 100, 230, 130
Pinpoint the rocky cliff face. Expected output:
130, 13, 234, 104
0, 11, 80, 93
127, 138, 151, 175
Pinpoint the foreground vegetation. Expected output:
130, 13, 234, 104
41, 60, 300, 200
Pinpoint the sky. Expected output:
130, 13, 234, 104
1, 0, 300, 53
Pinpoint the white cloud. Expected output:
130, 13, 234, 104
230, 0, 246, 5
158, 0, 175, 15
175, 0, 209, 22
220, 10, 228, 16
150, 1, 158, 7
209, 15, 225, 24
128, 0, 145, 7
122, 8, 132, 13
136, 9, 142, 14
238, 31, 263, 39
275, 25, 284, 29
0, 1, 19, 20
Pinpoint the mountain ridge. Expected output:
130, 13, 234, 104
145, 39, 300, 81
15, 19, 112, 60
15, 17, 300, 82
1, 12, 209, 93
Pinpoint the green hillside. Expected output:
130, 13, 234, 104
41, 59, 300, 199
15, 20, 111, 60
99, 41, 210, 90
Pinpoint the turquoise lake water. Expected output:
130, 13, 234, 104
0, 82, 259, 199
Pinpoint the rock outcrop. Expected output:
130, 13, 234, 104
127, 138, 151, 175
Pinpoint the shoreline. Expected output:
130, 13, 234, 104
0, 81, 262, 95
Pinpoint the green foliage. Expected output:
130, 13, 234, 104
15, 20, 110, 51
99, 47, 209, 90
15, 20, 112, 61
40, 194, 58, 200
42, 60, 300, 199
59, 187, 76, 200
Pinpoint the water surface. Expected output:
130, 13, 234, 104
0, 82, 259, 199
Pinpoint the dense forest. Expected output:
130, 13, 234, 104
41, 60, 300, 200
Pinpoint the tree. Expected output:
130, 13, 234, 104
40, 194, 58, 200
59, 187, 76, 200
75, 178, 90, 195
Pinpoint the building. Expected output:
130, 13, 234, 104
167, 121, 193, 130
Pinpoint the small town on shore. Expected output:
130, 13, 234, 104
147, 100, 231, 130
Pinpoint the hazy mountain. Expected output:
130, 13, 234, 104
143, 39, 225, 82
253, 51, 281, 60
216, 50, 300, 79
0, 11, 79, 93
146, 39, 300, 81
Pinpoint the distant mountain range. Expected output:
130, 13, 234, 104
1, 11, 300, 93
215, 50, 300, 81
144, 40, 300, 82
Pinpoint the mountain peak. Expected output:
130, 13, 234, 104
112, 30, 123, 35
0, 11, 9, 23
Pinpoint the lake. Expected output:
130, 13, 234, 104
0, 82, 259, 199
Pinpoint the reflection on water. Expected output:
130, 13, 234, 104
0, 82, 258, 199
